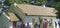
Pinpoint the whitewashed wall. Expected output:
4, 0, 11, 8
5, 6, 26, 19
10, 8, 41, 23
16, 16, 40, 28
9, 22, 13, 28
16, 16, 59, 28
0, 14, 10, 28
24, 16, 40, 25
0, 13, 13, 28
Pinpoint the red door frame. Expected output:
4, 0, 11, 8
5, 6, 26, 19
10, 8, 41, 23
13, 21, 16, 28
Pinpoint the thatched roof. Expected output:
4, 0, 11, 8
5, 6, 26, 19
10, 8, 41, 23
16, 4, 56, 17
7, 12, 19, 21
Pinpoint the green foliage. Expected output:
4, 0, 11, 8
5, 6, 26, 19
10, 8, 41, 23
0, 2, 2, 5
4, 0, 48, 6
54, 0, 60, 2
51, 1, 60, 19
4, 0, 20, 6
9, 0, 20, 4
30, 0, 47, 6
4, 0, 11, 6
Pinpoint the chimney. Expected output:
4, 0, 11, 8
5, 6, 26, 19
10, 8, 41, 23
42, 4, 46, 7
42, 2, 46, 8
14, 3, 17, 7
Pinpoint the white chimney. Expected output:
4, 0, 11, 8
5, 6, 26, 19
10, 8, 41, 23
42, 2, 46, 8
14, 3, 17, 7
42, 4, 46, 7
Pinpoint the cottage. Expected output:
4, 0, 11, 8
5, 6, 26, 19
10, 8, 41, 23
14, 4, 57, 28
0, 4, 57, 28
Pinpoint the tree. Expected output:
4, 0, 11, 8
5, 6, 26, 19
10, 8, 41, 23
47, 0, 60, 19
4, 0, 11, 6
4, 0, 48, 6
0, 2, 2, 5
51, 1, 60, 19
4, 0, 20, 6
30, 0, 48, 6
54, 0, 60, 2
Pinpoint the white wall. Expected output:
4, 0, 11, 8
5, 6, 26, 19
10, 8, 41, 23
9, 16, 59, 28
24, 16, 40, 28
15, 16, 59, 28
0, 13, 13, 28
9, 22, 13, 28
16, 16, 40, 28
24, 16, 40, 24
0, 14, 10, 28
